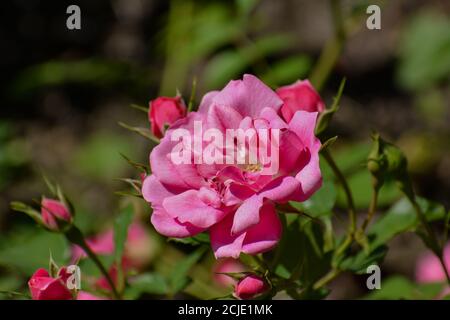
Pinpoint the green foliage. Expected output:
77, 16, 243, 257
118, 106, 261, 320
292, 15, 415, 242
203, 34, 293, 89
0, 229, 68, 275
275, 218, 332, 286
339, 197, 446, 273
11, 59, 131, 97
168, 247, 207, 295
332, 142, 402, 210
397, 11, 450, 91
73, 132, 135, 181
365, 276, 443, 300
290, 180, 336, 218
125, 273, 169, 299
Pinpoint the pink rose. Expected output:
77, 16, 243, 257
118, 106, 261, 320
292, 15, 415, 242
28, 268, 72, 300
41, 198, 72, 231
234, 275, 268, 299
213, 258, 246, 287
142, 74, 322, 259
416, 243, 450, 283
149, 96, 186, 138
71, 222, 153, 270
276, 79, 325, 122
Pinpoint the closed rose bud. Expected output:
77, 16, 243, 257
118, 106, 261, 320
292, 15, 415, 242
28, 268, 73, 300
276, 80, 325, 122
149, 96, 186, 138
234, 275, 268, 300
41, 198, 72, 231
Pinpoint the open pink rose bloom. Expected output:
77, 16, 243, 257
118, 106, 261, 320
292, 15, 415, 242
142, 74, 322, 258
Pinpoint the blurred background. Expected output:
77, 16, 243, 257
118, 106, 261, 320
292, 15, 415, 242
0, 0, 449, 299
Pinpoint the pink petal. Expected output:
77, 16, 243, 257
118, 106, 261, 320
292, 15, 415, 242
142, 175, 177, 209
198, 90, 219, 114
289, 111, 323, 200
163, 188, 227, 228
150, 113, 207, 190
223, 182, 255, 206
260, 107, 289, 130
241, 202, 281, 255
206, 103, 243, 131
232, 176, 301, 234
151, 208, 204, 238
210, 213, 246, 259
212, 74, 283, 118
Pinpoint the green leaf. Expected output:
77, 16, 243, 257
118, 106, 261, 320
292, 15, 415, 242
10, 201, 43, 226
368, 197, 446, 250
315, 78, 345, 135
124, 273, 169, 299
290, 180, 336, 218
339, 245, 388, 274
396, 11, 450, 91
0, 229, 68, 275
168, 246, 207, 295
275, 218, 332, 286
365, 276, 443, 300
118, 122, 160, 144
113, 204, 134, 290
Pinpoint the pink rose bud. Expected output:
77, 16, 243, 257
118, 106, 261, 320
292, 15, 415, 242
28, 268, 73, 300
41, 198, 72, 231
149, 96, 186, 138
234, 275, 268, 300
276, 79, 325, 122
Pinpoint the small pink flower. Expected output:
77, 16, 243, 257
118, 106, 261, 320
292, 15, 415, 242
416, 243, 450, 283
234, 275, 268, 300
276, 79, 325, 122
41, 198, 72, 231
149, 96, 186, 138
213, 258, 246, 287
28, 268, 72, 300
77, 291, 108, 300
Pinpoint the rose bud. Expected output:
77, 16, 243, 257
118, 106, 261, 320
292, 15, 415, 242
276, 79, 325, 122
41, 198, 72, 231
148, 96, 186, 138
28, 268, 73, 300
234, 275, 268, 300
